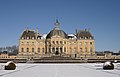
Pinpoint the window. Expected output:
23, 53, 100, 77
64, 47, 66, 52
56, 41, 59, 44
32, 48, 34, 52
52, 41, 55, 44
90, 48, 92, 52
21, 48, 24, 52
42, 48, 44, 53
85, 42, 87, 45
90, 42, 92, 45
80, 42, 82, 45
85, 47, 87, 52
60, 41, 62, 44
60, 48, 62, 53
80, 48, 82, 52
27, 48, 29, 52
38, 48, 40, 52
64, 41, 66, 44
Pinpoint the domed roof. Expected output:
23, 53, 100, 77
76, 29, 94, 39
46, 29, 68, 39
46, 19, 68, 39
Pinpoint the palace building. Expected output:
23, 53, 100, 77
18, 20, 95, 59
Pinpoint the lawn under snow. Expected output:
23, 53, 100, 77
0, 63, 120, 77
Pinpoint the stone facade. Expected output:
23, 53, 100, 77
18, 20, 95, 59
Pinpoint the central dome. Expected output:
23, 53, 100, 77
46, 19, 68, 39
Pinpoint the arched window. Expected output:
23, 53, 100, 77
60, 41, 62, 44
60, 48, 62, 53
49, 48, 51, 53
52, 48, 55, 52
85, 42, 87, 45
56, 41, 59, 44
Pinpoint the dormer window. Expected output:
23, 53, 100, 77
80, 37, 81, 39
85, 37, 87, 39
27, 37, 29, 39
32, 37, 34, 39
22, 37, 24, 39
38, 37, 40, 39
90, 37, 92, 39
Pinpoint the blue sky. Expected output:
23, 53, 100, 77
0, 0, 120, 52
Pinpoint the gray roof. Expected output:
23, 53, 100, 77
76, 30, 94, 39
20, 30, 36, 39
46, 29, 68, 39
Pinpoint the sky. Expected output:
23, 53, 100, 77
0, 0, 120, 52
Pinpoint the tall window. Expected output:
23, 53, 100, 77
49, 48, 51, 53
38, 48, 40, 52
64, 47, 66, 52
42, 48, 44, 53
60, 41, 62, 44
27, 48, 29, 52
56, 41, 59, 44
80, 48, 82, 52
85, 47, 87, 52
32, 48, 34, 52
90, 48, 92, 52
60, 48, 62, 53
21, 48, 24, 52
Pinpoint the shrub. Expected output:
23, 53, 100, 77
4, 61, 16, 70
103, 61, 114, 70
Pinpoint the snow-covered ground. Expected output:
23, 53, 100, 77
0, 63, 120, 77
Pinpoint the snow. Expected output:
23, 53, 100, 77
5, 61, 15, 66
0, 63, 120, 77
